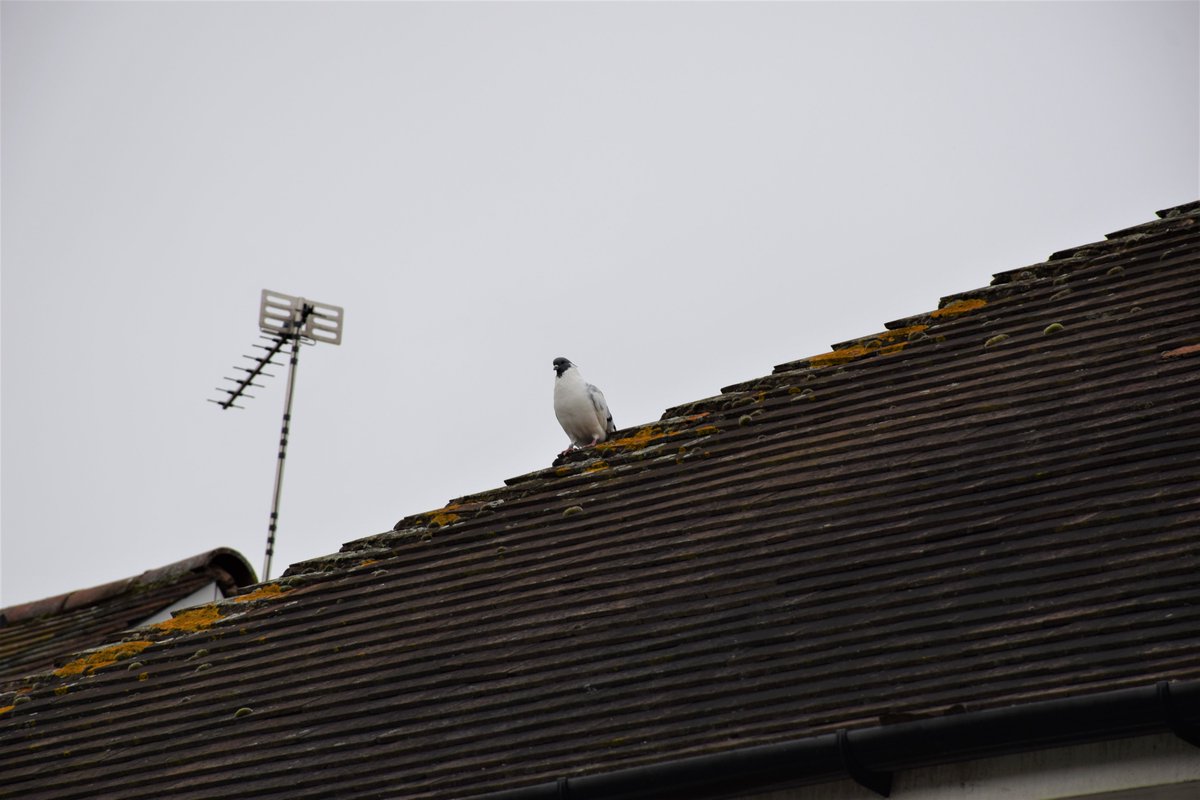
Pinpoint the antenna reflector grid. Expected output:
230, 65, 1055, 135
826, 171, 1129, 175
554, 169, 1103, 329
259, 289, 344, 346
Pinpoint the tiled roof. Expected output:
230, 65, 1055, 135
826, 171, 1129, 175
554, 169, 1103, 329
0, 548, 255, 686
0, 203, 1197, 799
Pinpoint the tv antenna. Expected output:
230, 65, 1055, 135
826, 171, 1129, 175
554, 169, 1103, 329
210, 289, 344, 580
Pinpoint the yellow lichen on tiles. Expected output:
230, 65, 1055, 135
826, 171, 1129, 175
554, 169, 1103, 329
424, 504, 462, 527
596, 424, 666, 452
930, 298, 988, 318
879, 324, 928, 342
0, 705, 13, 717
808, 345, 872, 368
230, 584, 286, 603
53, 640, 154, 678
54, 686, 69, 697
808, 325, 929, 368
597, 419, 719, 454
152, 605, 223, 634
584, 460, 610, 473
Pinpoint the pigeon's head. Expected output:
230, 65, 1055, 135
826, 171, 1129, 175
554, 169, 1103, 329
552, 357, 573, 377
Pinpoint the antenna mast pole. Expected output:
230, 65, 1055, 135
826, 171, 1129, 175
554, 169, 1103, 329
264, 304, 311, 581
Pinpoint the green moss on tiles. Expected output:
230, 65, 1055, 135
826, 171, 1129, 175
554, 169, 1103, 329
1050, 289, 1071, 302
563, 506, 584, 517
984, 334, 1010, 348
234, 707, 254, 718
1043, 323, 1065, 335
1107, 266, 1125, 275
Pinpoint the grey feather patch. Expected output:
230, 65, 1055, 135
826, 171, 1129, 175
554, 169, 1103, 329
587, 384, 615, 432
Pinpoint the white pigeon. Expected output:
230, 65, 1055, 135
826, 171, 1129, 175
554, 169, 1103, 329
553, 357, 616, 454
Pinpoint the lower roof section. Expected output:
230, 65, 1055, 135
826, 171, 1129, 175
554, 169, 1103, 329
479, 681, 1200, 800
0, 548, 255, 686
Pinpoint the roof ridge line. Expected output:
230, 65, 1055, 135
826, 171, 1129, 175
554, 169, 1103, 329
326, 205, 1190, 586
0, 547, 256, 625
343, 203, 1195, 559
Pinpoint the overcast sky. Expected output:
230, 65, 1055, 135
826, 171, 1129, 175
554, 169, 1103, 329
2, 1, 1197, 607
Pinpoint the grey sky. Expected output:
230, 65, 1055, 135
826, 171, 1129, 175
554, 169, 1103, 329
2, 1, 1197, 607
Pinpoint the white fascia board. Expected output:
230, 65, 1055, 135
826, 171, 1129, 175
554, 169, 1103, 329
749, 733, 1200, 800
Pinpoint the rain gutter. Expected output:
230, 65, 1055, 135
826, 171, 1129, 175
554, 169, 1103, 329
478, 680, 1200, 800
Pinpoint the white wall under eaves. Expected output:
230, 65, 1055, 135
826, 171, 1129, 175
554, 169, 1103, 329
751, 733, 1200, 800
135, 582, 225, 627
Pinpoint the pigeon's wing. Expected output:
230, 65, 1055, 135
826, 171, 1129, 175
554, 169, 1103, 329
587, 383, 616, 434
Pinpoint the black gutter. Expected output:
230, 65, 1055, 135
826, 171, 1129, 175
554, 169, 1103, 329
478, 680, 1200, 800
